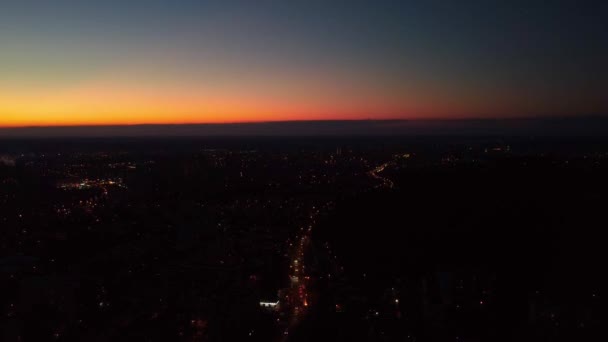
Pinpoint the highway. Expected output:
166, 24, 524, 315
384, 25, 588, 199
369, 161, 395, 189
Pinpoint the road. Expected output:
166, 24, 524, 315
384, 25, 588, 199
369, 161, 395, 189
278, 207, 319, 341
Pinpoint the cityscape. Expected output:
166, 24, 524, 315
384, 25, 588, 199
0, 137, 603, 341
1, 1, 606, 340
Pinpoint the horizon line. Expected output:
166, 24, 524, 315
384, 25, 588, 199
3, 115, 608, 129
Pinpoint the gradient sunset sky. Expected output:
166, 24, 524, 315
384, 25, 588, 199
1, 0, 606, 127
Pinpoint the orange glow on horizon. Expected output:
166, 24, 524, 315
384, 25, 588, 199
0, 101, 420, 127
2, 77, 584, 128
0, 82, 449, 127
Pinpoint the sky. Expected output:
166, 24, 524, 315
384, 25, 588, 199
1, 0, 606, 127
